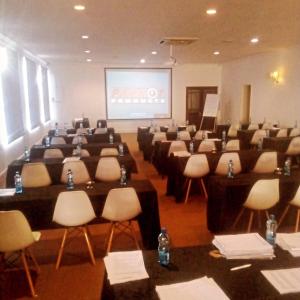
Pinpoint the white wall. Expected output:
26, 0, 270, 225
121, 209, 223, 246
221, 45, 300, 127
50, 63, 222, 132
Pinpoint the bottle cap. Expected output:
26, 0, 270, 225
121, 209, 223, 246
161, 227, 167, 233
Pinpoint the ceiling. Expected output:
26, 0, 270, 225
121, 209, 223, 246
0, 0, 300, 65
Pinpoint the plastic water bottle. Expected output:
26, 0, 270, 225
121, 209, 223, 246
45, 136, 50, 147
14, 171, 23, 194
88, 128, 93, 135
66, 169, 74, 190
158, 228, 170, 266
189, 140, 194, 153
120, 165, 127, 186
222, 140, 226, 152
80, 122, 83, 128
283, 157, 291, 176
24, 147, 30, 162
54, 122, 59, 136
266, 214, 277, 246
257, 138, 263, 151
75, 143, 82, 156
118, 143, 124, 156
109, 133, 114, 144
227, 159, 234, 178
222, 130, 226, 141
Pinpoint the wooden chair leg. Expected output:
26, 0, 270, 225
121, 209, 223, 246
265, 211, 270, 220
21, 250, 37, 298
26, 248, 40, 274
232, 207, 245, 229
82, 226, 96, 265
247, 211, 254, 233
295, 209, 300, 232
278, 205, 290, 228
106, 223, 115, 254
184, 179, 192, 204
129, 221, 140, 250
200, 178, 208, 199
257, 211, 261, 229
56, 229, 68, 270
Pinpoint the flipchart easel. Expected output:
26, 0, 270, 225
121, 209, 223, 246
199, 94, 220, 131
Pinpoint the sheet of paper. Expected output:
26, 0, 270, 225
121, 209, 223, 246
0, 188, 15, 196
62, 157, 81, 163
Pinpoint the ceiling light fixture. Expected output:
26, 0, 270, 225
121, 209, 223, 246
81, 35, 89, 39
86, 58, 92, 62
84, 50, 91, 53
151, 51, 157, 55
74, 5, 85, 11
140, 58, 146, 64
206, 8, 217, 15
213, 51, 220, 55
250, 37, 259, 44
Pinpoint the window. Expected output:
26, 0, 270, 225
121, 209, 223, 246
41, 66, 50, 122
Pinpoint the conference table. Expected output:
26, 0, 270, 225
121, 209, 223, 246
29, 142, 129, 159
6, 155, 137, 187
101, 244, 300, 300
0, 180, 160, 250
207, 170, 300, 233
137, 127, 151, 150
48, 127, 115, 136
166, 150, 286, 202
263, 137, 294, 153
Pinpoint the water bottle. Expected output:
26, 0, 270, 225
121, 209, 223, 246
283, 157, 291, 176
266, 214, 277, 246
222, 130, 226, 141
120, 165, 127, 186
222, 140, 226, 152
45, 136, 50, 147
24, 146, 30, 162
66, 169, 74, 190
158, 228, 170, 266
202, 131, 206, 140
88, 128, 93, 135
80, 122, 83, 128
257, 138, 263, 151
189, 140, 194, 153
75, 143, 81, 156
54, 122, 59, 136
109, 133, 114, 144
118, 143, 124, 156
14, 171, 23, 194
227, 159, 234, 178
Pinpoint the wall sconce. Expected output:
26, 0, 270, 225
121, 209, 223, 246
269, 70, 281, 83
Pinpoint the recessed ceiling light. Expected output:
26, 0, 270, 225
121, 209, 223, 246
151, 51, 157, 55
74, 5, 85, 11
86, 58, 92, 62
213, 51, 220, 55
206, 8, 217, 15
140, 58, 146, 63
251, 37, 259, 44
84, 50, 91, 53
81, 35, 89, 39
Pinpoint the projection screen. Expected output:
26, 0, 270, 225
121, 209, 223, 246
105, 68, 172, 120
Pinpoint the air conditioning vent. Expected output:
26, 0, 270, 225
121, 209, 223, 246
160, 37, 199, 46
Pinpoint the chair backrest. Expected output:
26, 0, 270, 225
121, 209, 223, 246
187, 125, 196, 132
72, 136, 88, 144
276, 129, 288, 137
76, 128, 88, 135
262, 122, 272, 130
21, 162, 52, 187
215, 152, 242, 175
53, 191, 96, 227
177, 131, 191, 141
60, 160, 91, 184
225, 139, 240, 151
102, 187, 142, 222
227, 124, 239, 138
289, 128, 300, 137
194, 130, 207, 140
183, 154, 210, 178
100, 147, 119, 156
0, 210, 36, 252
51, 136, 66, 145
168, 141, 187, 156
80, 149, 90, 157
94, 127, 108, 134
248, 123, 259, 130
290, 184, 300, 207
172, 150, 191, 157
198, 140, 215, 152
286, 137, 300, 155
250, 129, 267, 145
244, 179, 279, 210
252, 152, 278, 173
43, 148, 64, 159
95, 157, 121, 182
152, 132, 167, 145
97, 119, 107, 128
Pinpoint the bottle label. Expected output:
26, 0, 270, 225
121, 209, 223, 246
158, 250, 169, 266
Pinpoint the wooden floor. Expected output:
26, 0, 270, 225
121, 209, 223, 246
0, 133, 213, 300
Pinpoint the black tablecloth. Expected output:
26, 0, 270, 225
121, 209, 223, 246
263, 137, 293, 153
6, 155, 137, 187
207, 170, 300, 232
102, 244, 300, 300
166, 150, 286, 202
30, 142, 129, 159
48, 128, 115, 136
0, 180, 160, 250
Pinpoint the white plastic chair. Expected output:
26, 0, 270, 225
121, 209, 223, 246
286, 137, 300, 155
76, 128, 88, 135
250, 129, 267, 146
51, 137, 66, 145
276, 129, 288, 137
177, 131, 191, 141
60, 160, 91, 184
151, 132, 167, 145
252, 152, 277, 173
227, 124, 240, 138
248, 123, 259, 130
100, 148, 119, 156
215, 152, 242, 175
289, 128, 300, 137
43, 148, 64, 159
198, 140, 216, 152
94, 128, 107, 134
52, 191, 96, 269
225, 139, 240, 151
21, 162, 52, 188
72, 136, 88, 144
168, 141, 187, 156
95, 157, 121, 182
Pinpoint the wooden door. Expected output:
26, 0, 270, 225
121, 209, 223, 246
186, 86, 218, 130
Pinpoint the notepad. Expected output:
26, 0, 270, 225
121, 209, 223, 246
0, 188, 15, 196
62, 157, 81, 163
277, 233, 300, 257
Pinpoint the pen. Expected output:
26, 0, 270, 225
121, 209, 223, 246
230, 264, 252, 271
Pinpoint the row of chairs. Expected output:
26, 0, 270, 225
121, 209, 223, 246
49, 132, 110, 145
20, 157, 122, 188
0, 187, 142, 297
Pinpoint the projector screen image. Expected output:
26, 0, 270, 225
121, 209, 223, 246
105, 68, 172, 120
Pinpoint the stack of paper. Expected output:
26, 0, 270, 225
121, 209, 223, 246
212, 233, 274, 259
62, 157, 81, 163
156, 277, 229, 300
104, 250, 149, 285
276, 233, 300, 257
0, 188, 15, 197
261, 268, 300, 294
